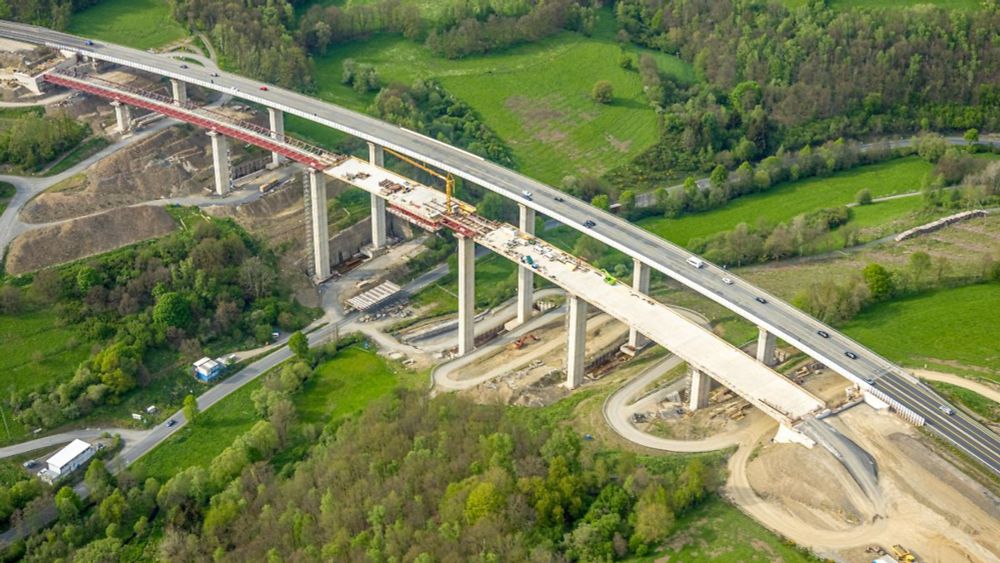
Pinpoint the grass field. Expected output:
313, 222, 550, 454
135, 346, 412, 480
296, 346, 404, 425
638, 157, 934, 247
841, 284, 1000, 380
630, 496, 821, 562
0, 310, 91, 395
67, 0, 187, 50
296, 7, 693, 185
135, 377, 261, 482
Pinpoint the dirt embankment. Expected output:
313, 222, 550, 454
21, 127, 212, 223
6, 206, 177, 275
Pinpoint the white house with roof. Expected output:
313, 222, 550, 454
40, 439, 95, 483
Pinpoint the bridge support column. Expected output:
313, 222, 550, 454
207, 130, 230, 196
111, 101, 131, 133
688, 368, 711, 411
457, 235, 475, 356
267, 108, 285, 167
566, 294, 588, 389
516, 204, 536, 326
308, 169, 330, 281
756, 327, 777, 366
627, 258, 651, 350
170, 78, 187, 105
368, 142, 387, 251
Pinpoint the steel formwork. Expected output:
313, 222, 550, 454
43, 71, 340, 171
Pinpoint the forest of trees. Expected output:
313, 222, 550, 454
0, 0, 100, 29
1, 215, 314, 430
0, 112, 89, 171
612, 0, 1000, 181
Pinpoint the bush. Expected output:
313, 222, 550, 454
855, 188, 873, 205
592, 80, 614, 104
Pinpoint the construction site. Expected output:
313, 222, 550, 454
0, 30, 998, 563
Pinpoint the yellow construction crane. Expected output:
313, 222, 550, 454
383, 147, 459, 214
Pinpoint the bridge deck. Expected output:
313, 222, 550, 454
478, 225, 827, 424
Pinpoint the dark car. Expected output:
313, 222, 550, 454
863, 377, 876, 385
166, 419, 178, 427
179, 64, 188, 69
817, 330, 830, 338
755, 296, 767, 304
583, 220, 596, 228
555, 196, 565, 202
84, 40, 94, 46
845, 351, 858, 360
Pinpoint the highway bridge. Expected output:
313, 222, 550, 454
1, 20, 997, 475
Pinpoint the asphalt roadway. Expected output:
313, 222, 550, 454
0, 20, 997, 476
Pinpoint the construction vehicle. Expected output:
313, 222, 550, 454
891, 544, 915, 562
384, 147, 473, 215
509, 334, 540, 350
600, 269, 618, 285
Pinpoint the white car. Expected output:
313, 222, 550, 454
721, 277, 733, 285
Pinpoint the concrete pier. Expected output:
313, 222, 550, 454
516, 203, 536, 326
457, 235, 475, 356
628, 258, 651, 350
112, 101, 131, 133
207, 130, 230, 196
756, 326, 777, 366
566, 294, 588, 389
368, 142, 387, 250
689, 368, 711, 411
170, 78, 187, 105
267, 108, 285, 167
309, 169, 330, 281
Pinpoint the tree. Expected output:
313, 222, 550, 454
54, 486, 82, 521
591, 80, 613, 104
288, 331, 309, 361
591, 194, 609, 210
855, 188, 873, 205
964, 128, 979, 150
239, 257, 275, 300
619, 189, 635, 212
862, 263, 894, 301
153, 292, 191, 329
84, 460, 113, 501
183, 394, 199, 423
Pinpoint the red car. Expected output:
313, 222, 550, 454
259, 86, 269, 91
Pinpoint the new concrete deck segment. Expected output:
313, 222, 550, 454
478, 225, 826, 424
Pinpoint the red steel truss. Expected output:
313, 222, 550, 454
43, 71, 341, 171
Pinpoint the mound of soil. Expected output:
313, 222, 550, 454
746, 442, 876, 530
6, 205, 177, 274
21, 126, 212, 223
